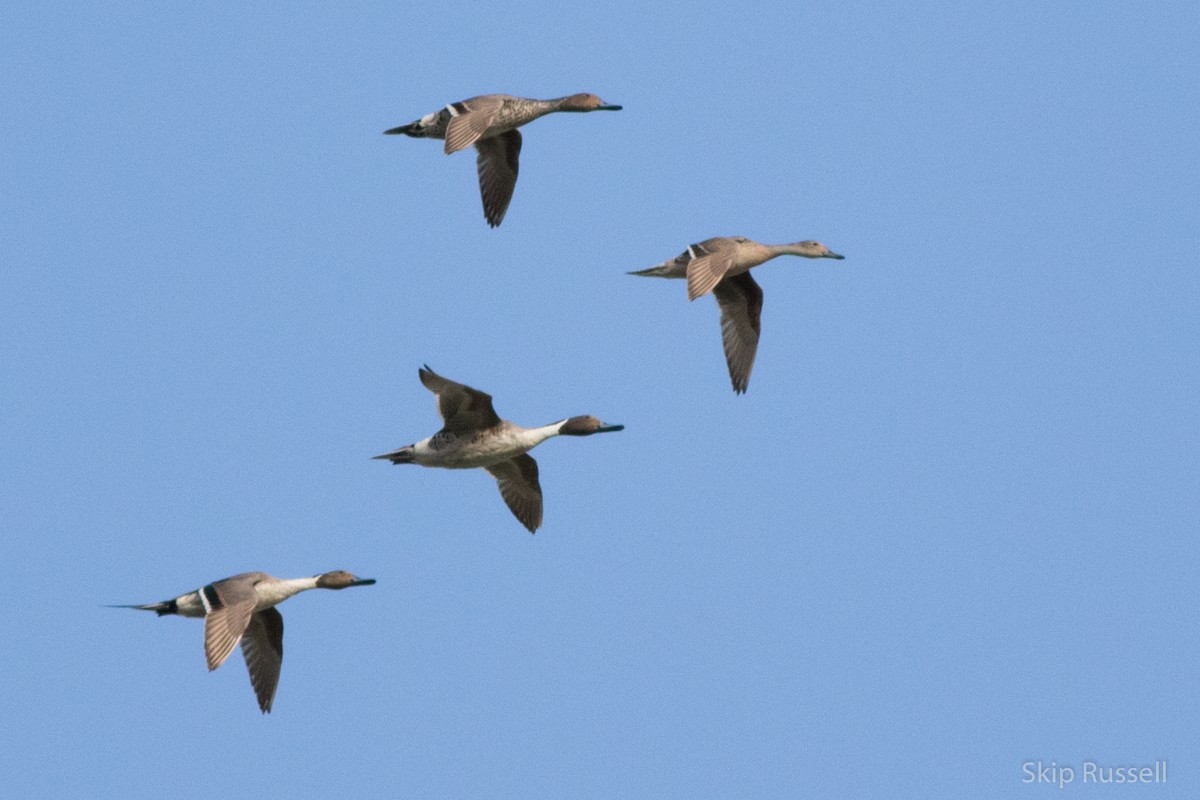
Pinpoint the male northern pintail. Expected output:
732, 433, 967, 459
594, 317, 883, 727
630, 237, 846, 394
113, 570, 375, 713
384, 93, 622, 227
373, 366, 623, 533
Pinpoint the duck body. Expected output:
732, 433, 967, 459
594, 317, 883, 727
374, 366, 623, 532
384, 92, 621, 227
631, 237, 776, 281
629, 236, 845, 393
145, 572, 321, 618
402, 420, 564, 469
386, 94, 570, 144
115, 570, 375, 713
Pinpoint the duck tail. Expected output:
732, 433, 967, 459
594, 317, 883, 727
108, 599, 178, 616
372, 445, 415, 464
627, 262, 673, 278
383, 122, 417, 136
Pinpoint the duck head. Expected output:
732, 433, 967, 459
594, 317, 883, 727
559, 415, 625, 435
315, 571, 377, 589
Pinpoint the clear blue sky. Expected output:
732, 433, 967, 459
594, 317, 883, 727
2, 2, 1197, 797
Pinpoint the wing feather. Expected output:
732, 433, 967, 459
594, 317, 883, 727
475, 129, 521, 227
712, 272, 764, 394
202, 578, 258, 672
485, 454, 543, 533
443, 95, 505, 154
685, 239, 738, 300
240, 608, 284, 713
418, 366, 501, 432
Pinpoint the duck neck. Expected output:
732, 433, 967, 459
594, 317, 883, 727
767, 242, 814, 258
519, 421, 567, 447
257, 576, 319, 608
511, 97, 560, 119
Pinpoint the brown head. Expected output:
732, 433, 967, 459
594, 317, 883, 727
558, 415, 625, 436
561, 93, 623, 111
315, 570, 377, 589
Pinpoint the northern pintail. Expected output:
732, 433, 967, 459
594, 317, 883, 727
373, 366, 624, 533
114, 570, 376, 713
384, 93, 622, 227
629, 237, 845, 394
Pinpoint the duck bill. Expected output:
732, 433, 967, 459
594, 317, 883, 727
596, 104, 623, 111
350, 578, 377, 587
825, 251, 845, 260
596, 423, 625, 433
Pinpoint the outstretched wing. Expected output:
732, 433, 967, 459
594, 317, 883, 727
202, 576, 260, 672
485, 454, 543, 533
240, 608, 284, 714
443, 95, 506, 155
475, 129, 521, 227
712, 272, 764, 394
418, 365, 501, 432
685, 238, 739, 301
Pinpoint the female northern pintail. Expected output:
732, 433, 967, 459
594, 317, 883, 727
630, 237, 846, 394
384, 92, 622, 227
114, 570, 375, 713
373, 365, 624, 533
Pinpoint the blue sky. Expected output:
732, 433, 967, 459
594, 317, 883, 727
2, 2, 1197, 797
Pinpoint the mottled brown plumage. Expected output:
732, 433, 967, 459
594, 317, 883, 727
384, 93, 621, 226
629, 237, 845, 393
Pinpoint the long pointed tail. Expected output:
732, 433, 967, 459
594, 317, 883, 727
384, 111, 440, 137
383, 122, 417, 136
627, 261, 679, 278
106, 599, 178, 616
372, 445, 416, 464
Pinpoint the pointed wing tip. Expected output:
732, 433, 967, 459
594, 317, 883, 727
483, 201, 508, 227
